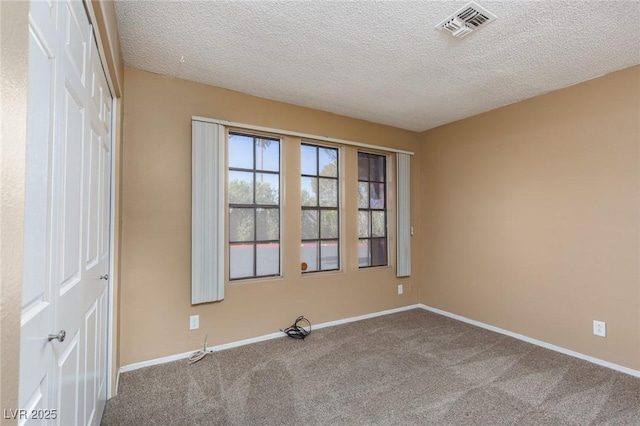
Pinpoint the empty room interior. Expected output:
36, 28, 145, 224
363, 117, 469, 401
2, 0, 640, 424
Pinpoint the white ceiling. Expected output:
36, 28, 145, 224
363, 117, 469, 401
115, 1, 640, 132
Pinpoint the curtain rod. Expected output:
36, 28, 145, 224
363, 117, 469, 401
192, 116, 415, 156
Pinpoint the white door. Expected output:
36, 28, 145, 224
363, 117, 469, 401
20, 0, 112, 424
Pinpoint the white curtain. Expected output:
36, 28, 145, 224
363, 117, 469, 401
191, 120, 225, 304
396, 153, 411, 277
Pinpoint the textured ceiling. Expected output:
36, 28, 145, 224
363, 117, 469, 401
115, 1, 640, 132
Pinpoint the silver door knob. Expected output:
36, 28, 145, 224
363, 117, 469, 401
99, 274, 109, 280
48, 330, 66, 342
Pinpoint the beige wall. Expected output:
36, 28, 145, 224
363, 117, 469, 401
419, 65, 640, 370
4, 0, 636, 413
0, 1, 29, 422
119, 67, 420, 366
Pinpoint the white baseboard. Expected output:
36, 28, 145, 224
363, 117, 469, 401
118, 304, 421, 375
418, 303, 640, 378
117, 302, 639, 383
311, 304, 420, 331
114, 369, 121, 397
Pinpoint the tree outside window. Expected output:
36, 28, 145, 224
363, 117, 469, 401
228, 133, 281, 279
301, 143, 339, 273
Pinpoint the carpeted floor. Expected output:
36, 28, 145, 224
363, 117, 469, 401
102, 309, 640, 425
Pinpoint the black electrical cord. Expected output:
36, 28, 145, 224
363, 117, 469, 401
281, 316, 311, 340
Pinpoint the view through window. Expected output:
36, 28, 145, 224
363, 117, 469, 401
300, 143, 340, 272
358, 152, 388, 267
228, 133, 281, 280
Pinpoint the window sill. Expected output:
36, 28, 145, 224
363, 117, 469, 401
228, 275, 284, 285
301, 269, 343, 278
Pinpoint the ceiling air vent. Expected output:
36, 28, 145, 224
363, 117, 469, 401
436, 1, 496, 39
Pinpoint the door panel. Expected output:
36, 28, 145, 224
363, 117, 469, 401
84, 302, 98, 425
85, 125, 101, 269
58, 84, 85, 291
62, 0, 87, 88
56, 332, 81, 426
98, 291, 108, 394
20, 0, 57, 412
22, 377, 48, 426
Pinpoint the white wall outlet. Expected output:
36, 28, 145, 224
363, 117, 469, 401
190, 315, 199, 330
398, 284, 404, 295
593, 320, 606, 337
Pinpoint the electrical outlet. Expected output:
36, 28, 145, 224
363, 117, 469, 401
593, 320, 606, 337
190, 315, 199, 330
398, 284, 404, 295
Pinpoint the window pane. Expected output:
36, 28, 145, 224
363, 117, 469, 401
320, 241, 339, 270
371, 238, 387, 266
256, 208, 279, 241
319, 178, 338, 207
228, 133, 281, 280
358, 239, 370, 267
320, 210, 338, 239
255, 139, 279, 172
255, 173, 279, 205
358, 211, 370, 238
228, 171, 253, 204
301, 176, 318, 207
301, 210, 319, 240
229, 208, 254, 242
319, 148, 338, 177
256, 243, 279, 276
370, 155, 385, 182
228, 134, 254, 169
230, 244, 254, 279
371, 211, 385, 237
358, 153, 369, 181
358, 182, 368, 209
301, 145, 318, 176
370, 183, 385, 209
301, 242, 318, 272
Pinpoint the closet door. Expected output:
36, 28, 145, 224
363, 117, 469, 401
20, 1, 112, 424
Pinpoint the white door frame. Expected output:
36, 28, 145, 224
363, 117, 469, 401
106, 97, 117, 399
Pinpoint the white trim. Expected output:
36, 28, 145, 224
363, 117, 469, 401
192, 116, 414, 156
418, 304, 640, 378
83, 1, 117, 98
106, 98, 117, 398
115, 368, 121, 396
118, 304, 420, 373
311, 305, 419, 330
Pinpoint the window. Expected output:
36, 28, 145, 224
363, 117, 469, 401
358, 152, 387, 267
228, 133, 280, 280
300, 143, 339, 273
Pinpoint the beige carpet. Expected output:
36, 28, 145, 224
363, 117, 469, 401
102, 309, 640, 425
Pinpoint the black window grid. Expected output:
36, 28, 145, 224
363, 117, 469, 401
358, 152, 388, 268
228, 132, 281, 280
301, 143, 340, 273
